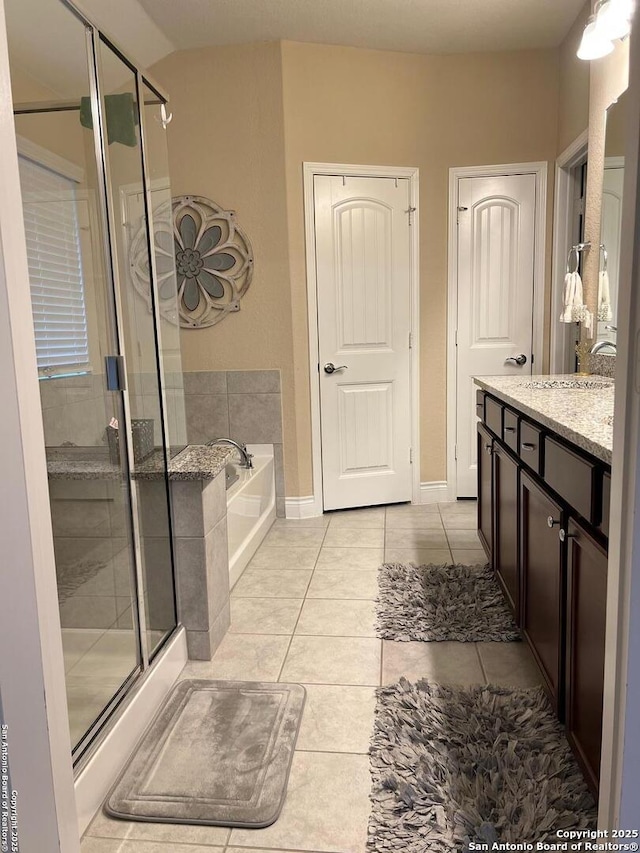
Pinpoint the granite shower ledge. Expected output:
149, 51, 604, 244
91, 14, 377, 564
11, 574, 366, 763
46, 444, 234, 481
474, 374, 614, 465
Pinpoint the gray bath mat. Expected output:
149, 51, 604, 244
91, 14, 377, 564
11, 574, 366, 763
377, 562, 519, 642
106, 679, 306, 828
368, 680, 596, 852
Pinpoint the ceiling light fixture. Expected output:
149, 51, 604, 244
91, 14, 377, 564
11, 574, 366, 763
577, 0, 634, 60
597, 0, 633, 39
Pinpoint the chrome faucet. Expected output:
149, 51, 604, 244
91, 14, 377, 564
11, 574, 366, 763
207, 437, 254, 468
590, 340, 617, 355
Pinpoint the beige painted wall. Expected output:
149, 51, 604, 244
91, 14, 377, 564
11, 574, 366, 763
558, 1, 591, 155
281, 41, 560, 488
151, 43, 304, 487
153, 41, 561, 495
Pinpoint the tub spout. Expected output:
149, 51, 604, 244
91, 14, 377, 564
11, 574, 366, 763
207, 437, 254, 468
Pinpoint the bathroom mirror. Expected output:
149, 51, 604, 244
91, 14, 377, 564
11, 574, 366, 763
597, 89, 628, 352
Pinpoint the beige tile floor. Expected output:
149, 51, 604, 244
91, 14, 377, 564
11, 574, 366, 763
82, 500, 542, 853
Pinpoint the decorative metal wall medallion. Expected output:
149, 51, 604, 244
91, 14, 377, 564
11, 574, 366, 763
130, 195, 254, 328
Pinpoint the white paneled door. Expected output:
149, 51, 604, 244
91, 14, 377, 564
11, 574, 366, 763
314, 174, 412, 511
456, 173, 537, 497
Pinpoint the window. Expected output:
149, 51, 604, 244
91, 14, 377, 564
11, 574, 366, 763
18, 155, 90, 377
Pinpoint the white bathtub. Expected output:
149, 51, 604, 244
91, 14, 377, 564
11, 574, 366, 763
226, 444, 276, 588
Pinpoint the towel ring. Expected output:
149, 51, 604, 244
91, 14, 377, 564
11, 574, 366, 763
566, 246, 580, 275
600, 243, 608, 273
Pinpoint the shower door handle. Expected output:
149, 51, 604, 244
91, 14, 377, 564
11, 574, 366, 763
105, 355, 126, 391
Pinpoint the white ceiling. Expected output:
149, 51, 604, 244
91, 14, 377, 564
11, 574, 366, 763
138, 0, 587, 55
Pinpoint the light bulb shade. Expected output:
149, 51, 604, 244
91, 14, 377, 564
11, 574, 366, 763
597, 0, 632, 40
577, 18, 615, 59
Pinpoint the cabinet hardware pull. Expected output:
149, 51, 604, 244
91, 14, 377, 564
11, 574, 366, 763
484, 443, 493, 455
547, 516, 560, 528
559, 529, 578, 543
504, 426, 516, 433
521, 442, 536, 451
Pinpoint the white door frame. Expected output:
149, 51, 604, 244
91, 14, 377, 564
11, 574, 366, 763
303, 162, 420, 516
551, 131, 589, 374
446, 162, 548, 500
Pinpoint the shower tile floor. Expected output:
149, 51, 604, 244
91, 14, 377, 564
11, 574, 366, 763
82, 500, 542, 853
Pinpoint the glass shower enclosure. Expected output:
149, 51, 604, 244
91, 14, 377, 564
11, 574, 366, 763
7, 0, 186, 763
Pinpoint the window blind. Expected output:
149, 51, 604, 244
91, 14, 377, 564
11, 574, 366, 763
18, 156, 90, 377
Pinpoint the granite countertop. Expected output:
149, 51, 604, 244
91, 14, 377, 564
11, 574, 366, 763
46, 444, 234, 481
474, 374, 614, 465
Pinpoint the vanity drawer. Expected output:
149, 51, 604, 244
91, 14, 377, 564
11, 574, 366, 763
476, 390, 485, 420
600, 472, 611, 538
519, 420, 543, 474
485, 396, 503, 438
503, 409, 519, 453
545, 437, 597, 524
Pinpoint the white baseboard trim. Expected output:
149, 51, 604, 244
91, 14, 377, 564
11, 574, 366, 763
74, 626, 187, 835
285, 495, 323, 518
419, 481, 450, 504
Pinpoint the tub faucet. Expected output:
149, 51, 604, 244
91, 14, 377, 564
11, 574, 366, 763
207, 437, 253, 468
590, 340, 617, 355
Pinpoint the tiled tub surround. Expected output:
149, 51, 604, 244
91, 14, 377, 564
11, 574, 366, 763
474, 374, 614, 463
184, 369, 286, 515
50, 445, 235, 661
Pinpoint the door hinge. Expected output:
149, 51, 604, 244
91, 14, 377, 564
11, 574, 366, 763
457, 205, 468, 225
409, 447, 413, 464
455, 329, 458, 347
531, 353, 535, 365
454, 444, 458, 461
405, 206, 417, 226
408, 332, 413, 349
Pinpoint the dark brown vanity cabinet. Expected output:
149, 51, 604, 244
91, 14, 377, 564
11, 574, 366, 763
565, 518, 608, 794
477, 422, 493, 558
493, 442, 519, 621
477, 389, 610, 797
520, 471, 566, 716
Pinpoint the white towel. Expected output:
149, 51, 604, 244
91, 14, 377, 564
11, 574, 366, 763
560, 272, 577, 323
571, 272, 585, 323
598, 270, 613, 322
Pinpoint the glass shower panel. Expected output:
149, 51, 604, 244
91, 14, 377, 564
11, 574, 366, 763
97, 40, 177, 659
140, 79, 187, 455
7, 0, 141, 753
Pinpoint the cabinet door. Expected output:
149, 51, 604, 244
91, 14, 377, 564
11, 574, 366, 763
520, 471, 565, 715
565, 519, 607, 796
477, 423, 493, 561
494, 443, 520, 622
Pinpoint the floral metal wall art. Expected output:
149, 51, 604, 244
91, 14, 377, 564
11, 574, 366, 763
130, 195, 254, 328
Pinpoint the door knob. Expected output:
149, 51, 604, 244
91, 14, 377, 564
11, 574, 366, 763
324, 363, 348, 374
505, 354, 527, 366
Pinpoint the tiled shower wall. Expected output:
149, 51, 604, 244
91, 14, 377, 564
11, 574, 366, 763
39, 371, 187, 451
184, 369, 285, 516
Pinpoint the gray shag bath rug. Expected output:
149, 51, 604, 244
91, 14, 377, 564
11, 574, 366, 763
377, 562, 519, 642
106, 679, 306, 828
368, 680, 596, 852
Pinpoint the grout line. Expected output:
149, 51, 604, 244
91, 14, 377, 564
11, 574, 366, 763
274, 518, 330, 683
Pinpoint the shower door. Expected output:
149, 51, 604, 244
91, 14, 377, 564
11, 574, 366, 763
7, 0, 184, 763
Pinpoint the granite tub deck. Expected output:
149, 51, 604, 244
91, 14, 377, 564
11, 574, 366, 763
46, 444, 235, 481
473, 374, 614, 464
